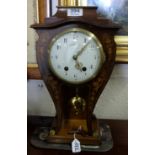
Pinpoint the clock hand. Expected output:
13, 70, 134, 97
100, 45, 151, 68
73, 38, 92, 60
75, 59, 83, 72
73, 38, 92, 71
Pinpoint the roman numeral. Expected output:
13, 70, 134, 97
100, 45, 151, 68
64, 38, 67, 43
57, 45, 61, 50
84, 38, 87, 43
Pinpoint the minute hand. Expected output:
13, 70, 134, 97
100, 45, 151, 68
74, 39, 92, 59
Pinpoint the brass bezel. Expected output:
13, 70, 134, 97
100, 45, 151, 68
48, 28, 105, 84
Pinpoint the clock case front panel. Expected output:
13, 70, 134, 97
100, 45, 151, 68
31, 7, 120, 145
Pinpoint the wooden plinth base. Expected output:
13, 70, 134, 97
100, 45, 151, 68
30, 123, 113, 152
46, 119, 101, 145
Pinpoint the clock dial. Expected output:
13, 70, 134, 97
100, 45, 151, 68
48, 28, 105, 84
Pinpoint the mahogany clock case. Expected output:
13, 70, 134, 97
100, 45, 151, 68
31, 6, 120, 146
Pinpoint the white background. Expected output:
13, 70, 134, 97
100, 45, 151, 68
0, 0, 155, 155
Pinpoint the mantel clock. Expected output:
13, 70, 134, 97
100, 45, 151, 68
31, 6, 120, 148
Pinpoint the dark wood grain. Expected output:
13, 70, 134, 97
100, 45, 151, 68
27, 116, 128, 155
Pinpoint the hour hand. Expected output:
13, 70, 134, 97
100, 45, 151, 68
73, 55, 83, 71
75, 60, 83, 72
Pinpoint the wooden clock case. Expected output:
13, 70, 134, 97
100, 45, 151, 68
31, 6, 120, 145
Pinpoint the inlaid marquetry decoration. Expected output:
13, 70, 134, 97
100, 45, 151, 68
30, 2, 122, 148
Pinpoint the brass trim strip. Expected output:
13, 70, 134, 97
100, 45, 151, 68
115, 36, 128, 45
58, 0, 88, 6
27, 64, 38, 68
115, 36, 128, 63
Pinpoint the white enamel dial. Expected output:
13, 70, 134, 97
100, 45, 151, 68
48, 28, 105, 84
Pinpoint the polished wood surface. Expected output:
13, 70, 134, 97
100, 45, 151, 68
27, 67, 41, 79
27, 117, 128, 155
